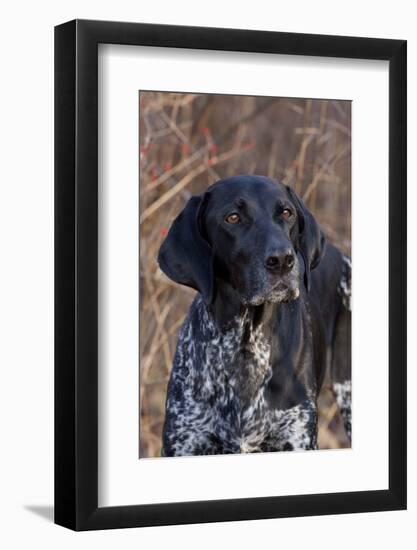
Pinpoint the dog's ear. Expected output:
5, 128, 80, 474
286, 186, 326, 291
157, 193, 214, 304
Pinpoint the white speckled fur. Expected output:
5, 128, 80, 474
163, 297, 317, 456
339, 255, 351, 311
333, 380, 352, 439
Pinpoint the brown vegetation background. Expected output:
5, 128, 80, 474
139, 91, 351, 458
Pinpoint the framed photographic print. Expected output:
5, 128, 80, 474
55, 19, 407, 530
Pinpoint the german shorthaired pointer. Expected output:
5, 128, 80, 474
158, 175, 351, 456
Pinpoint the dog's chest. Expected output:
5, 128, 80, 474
202, 323, 272, 399
179, 311, 274, 450
178, 335, 314, 452
166, 300, 316, 455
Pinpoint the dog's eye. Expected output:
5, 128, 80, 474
280, 209, 292, 221
225, 213, 240, 224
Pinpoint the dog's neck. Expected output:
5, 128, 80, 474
197, 283, 310, 410
208, 280, 276, 333
197, 286, 272, 408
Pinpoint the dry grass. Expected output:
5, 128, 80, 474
139, 91, 351, 458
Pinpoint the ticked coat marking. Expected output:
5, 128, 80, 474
164, 296, 317, 456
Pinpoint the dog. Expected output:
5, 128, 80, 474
158, 175, 351, 456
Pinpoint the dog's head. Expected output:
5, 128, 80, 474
158, 175, 325, 306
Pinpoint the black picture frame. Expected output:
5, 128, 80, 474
55, 19, 407, 531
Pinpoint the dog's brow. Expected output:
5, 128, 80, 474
235, 197, 246, 208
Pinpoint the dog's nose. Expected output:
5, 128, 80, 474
265, 249, 295, 274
